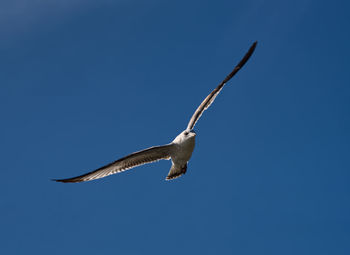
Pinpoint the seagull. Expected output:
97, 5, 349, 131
53, 41, 257, 183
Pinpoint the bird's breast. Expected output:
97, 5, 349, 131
171, 136, 195, 164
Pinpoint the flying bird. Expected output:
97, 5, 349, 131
54, 41, 257, 183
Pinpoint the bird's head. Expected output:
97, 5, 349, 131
183, 130, 196, 136
172, 129, 196, 144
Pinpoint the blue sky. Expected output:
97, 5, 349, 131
1, 0, 349, 254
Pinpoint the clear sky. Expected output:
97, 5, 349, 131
1, 0, 349, 254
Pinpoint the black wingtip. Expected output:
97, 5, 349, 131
246, 41, 258, 58
51, 178, 78, 183
251, 41, 258, 50
239, 40, 258, 66
220, 41, 258, 85
52, 178, 65, 183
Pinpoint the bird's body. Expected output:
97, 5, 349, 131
54, 42, 257, 183
171, 130, 196, 164
167, 130, 196, 180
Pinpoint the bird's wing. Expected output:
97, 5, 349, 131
186, 41, 257, 131
53, 144, 174, 183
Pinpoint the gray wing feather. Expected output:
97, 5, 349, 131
54, 144, 174, 183
186, 41, 257, 131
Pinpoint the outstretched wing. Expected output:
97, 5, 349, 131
186, 41, 257, 131
53, 144, 174, 183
